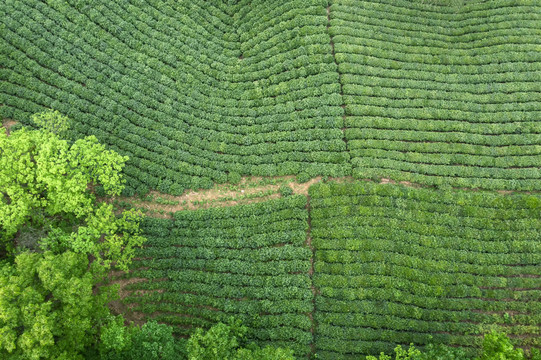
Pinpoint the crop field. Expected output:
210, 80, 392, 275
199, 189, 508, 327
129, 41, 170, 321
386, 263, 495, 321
310, 182, 541, 359
2, 0, 541, 358
2, 0, 541, 192
0, 0, 350, 196
332, 0, 541, 190
111, 182, 541, 358
115, 195, 313, 356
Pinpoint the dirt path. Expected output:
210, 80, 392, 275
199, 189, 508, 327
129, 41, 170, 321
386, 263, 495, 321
108, 173, 531, 217
109, 175, 355, 216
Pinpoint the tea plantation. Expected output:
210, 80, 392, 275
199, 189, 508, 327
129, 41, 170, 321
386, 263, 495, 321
310, 182, 541, 358
111, 184, 541, 358
1, 0, 541, 359
1, 0, 350, 195
118, 196, 313, 356
335, 0, 541, 189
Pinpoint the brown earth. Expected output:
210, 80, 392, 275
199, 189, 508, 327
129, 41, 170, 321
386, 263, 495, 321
107, 173, 526, 218
108, 175, 357, 215
2, 119, 17, 135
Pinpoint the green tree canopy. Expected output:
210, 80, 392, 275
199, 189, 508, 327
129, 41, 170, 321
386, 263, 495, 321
0, 251, 112, 360
187, 320, 295, 360
0, 114, 147, 359
0, 124, 144, 270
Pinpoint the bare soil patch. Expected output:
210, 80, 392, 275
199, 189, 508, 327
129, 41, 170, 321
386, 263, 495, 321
110, 175, 365, 216
105, 270, 168, 326
108, 172, 530, 220
110, 175, 323, 215
2, 119, 17, 135
289, 177, 320, 196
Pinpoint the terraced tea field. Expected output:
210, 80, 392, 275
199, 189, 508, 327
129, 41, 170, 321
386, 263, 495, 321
334, 0, 541, 190
116, 196, 313, 356
0, 0, 349, 196
2, 0, 541, 358
310, 182, 541, 358
112, 182, 541, 358
2, 0, 541, 192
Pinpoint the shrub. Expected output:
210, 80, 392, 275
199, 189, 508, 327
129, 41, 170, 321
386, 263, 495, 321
279, 185, 294, 197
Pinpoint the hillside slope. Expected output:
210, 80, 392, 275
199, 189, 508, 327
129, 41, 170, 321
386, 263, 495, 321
2, 1, 541, 358
2, 0, 541, 192
0, 0, 349, 195
112, 182, 541, 359
310, 181, 541, 358
115, 195, 313, 356
334, 0, 541, 189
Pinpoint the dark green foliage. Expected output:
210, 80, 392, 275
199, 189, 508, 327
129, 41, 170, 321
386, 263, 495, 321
331, 0, 541, 190
136, 185, 151, 198
115, 196, 312, 357
296, 172, 312, 183
279, 185, 294, 197
228, 172, 242, 185
309, 181, 541, 359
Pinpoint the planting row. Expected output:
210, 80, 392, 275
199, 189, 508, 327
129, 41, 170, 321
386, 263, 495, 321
309, 181, 541, 359
0, 0, 349, 196
3, 0, 541, 192
330, 0, 541, 190
110, 182, 541, 359
117, 196, 313, 357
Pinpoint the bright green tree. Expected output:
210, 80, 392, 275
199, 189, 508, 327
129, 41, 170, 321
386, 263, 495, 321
187, 319, 295, 360
0, 123, 144, 270
0, 251, 112, 359
31, 109, 70, 136
98, 320, 179, 360
479, 331, 524, 360
0, 114, 147, 359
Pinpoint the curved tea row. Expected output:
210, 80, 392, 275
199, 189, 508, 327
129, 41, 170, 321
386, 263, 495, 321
332, 0, 541, 190
310, 181, 541, 359
114, 182, 541, 358
118, 196, 312, 357
2, 0, 541, 192
0, 0, 349, 195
